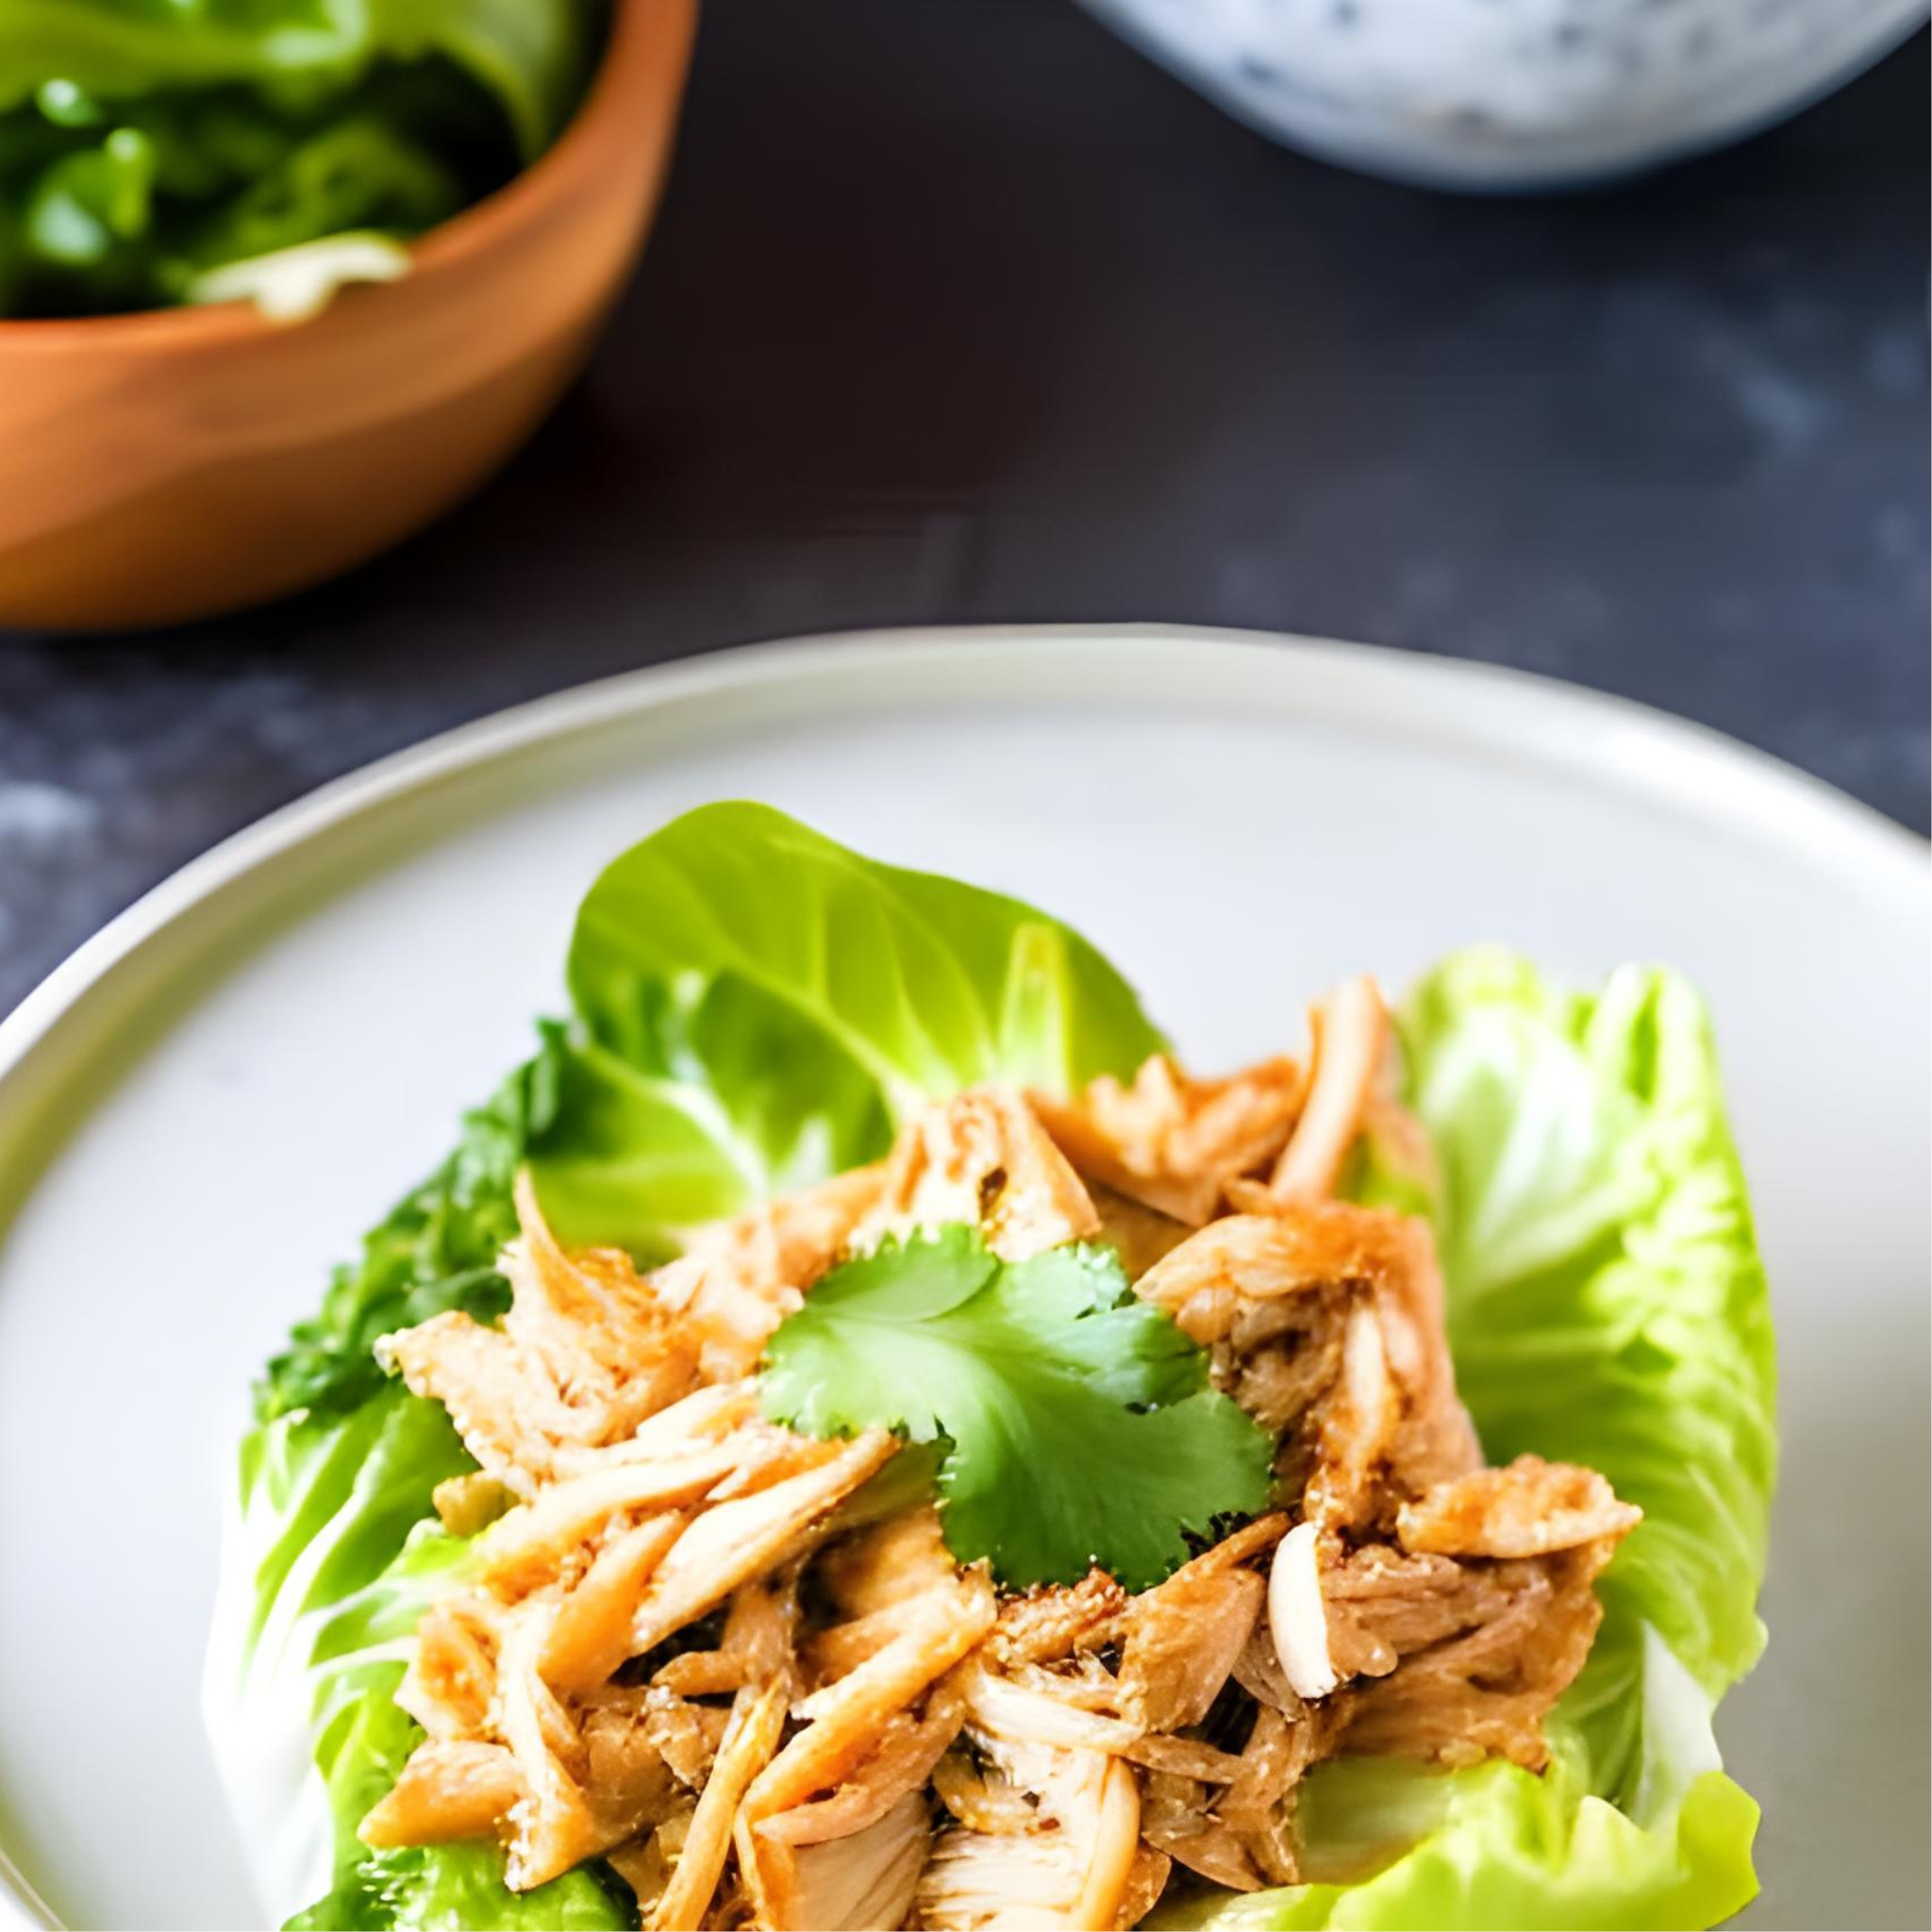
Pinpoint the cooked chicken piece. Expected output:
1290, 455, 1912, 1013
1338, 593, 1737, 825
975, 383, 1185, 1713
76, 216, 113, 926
653, 1166, 888, 1380
505, 1172, 699, 1437
707, 1423, 864, 1503
476, 1452, 739, 1595
1362, 1244, 1482, 1504
1135, 1206, 1414, 1353
1329, 1537, 1629, 1772
1219, 1700, 1338, 1849
381, 1315, 555, 1496
819, 1507, 959, 1616
802, 1603, 925, 1689
858, 1087, 1101, 1262
632, 1684, 727, 1790
1122, 1735, 1249, 1783
358, 1740, 523, 1847
650, 1679, 788, 1931
757, 1682, 966, 1849
1116, 1552, 1265, 1731
1138, 1771, 1260, 1892
961, 1664, 1141, 1755
629, 1431, 898, 1656
920, 1829, 1094, 1931
552, 1380, 761, 1477
1134, 1208, 1479, 1524
1270, 977, 1387, 1204
731, 1566, 805, 1670
987, 1571, 1128, 1670
1192, 1514, 1297, 1573
1111, 1565, 1339, 1881
934, 1748, 1049, 1837
1087, 1182, 1194, 1280
1395, 1456, 1641, 1559
1032, 1054, 1305, 1225
1270, 1521, 1625, 1726
1230, 1618, 1299, 1717
541, 1514, 687, 1694
741, 1685, 964, 1926
1232, 1804, 1302, 1888
1134, 1208, 1391, 1353
496, 1603, 605, 1890
578, 1704, 680, 1847
739, 1579, 992, 1927
747, 1571, 996, 1820
1216, 1188, 1474, 1500
607, 1803, 692, 1924
394, 1593, 500, 1741
919, 1744, 1141, 1932
381, 1176, 699, 1492
1305, 1297, 1397, 1528
785, 1791, 933, 1932
1008, 1654, 1129, 1715
648, 1651, 742, 1699
804, 1509, 965, 1685
1113, 1847, 1173, 1930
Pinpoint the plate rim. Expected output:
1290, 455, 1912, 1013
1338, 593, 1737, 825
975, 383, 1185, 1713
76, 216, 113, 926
0, 620, 1925, 1927
2, 623, 1924, 1100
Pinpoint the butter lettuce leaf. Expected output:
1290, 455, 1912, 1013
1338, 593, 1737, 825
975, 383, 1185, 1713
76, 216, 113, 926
1172, 952, 1774, 1930
1402, 952, 1776, 1697
532, 801, 1169, 1250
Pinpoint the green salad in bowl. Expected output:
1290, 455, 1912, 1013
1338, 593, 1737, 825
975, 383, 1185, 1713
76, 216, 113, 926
207, 803, 1774, 1930
0, 0, 606, 318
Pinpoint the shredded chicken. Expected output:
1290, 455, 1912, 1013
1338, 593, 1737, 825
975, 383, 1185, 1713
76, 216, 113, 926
366, 1007, 1639, 1928
654, 1167, 887, 1380
1395, 1456, 1642, 1560
858, 1085, 1101, 1261
1271, 976, 1387, 1203
1032, 1055, 1305, 1224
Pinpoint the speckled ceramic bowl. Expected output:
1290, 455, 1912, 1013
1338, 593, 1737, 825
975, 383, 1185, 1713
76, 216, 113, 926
0, 0, 696, 633
1078, 0, 1927, 190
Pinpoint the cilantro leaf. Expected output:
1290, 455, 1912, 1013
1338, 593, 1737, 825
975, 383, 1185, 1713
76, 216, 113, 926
758, 1225, 1275, 1591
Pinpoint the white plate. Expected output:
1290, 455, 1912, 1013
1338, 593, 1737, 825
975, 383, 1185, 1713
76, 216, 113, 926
0, 627, 1924, 1932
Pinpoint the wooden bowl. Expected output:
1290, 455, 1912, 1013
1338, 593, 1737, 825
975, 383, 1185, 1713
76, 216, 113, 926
0, 0, 697, 632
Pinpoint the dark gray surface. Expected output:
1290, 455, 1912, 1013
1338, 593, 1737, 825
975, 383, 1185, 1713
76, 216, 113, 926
0, 0, 1925, 1017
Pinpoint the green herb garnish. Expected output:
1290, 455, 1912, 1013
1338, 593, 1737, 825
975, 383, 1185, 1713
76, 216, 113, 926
759, 1224, 1275, 1591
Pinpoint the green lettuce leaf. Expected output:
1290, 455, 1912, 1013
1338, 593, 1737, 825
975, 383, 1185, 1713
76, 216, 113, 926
531, 801, 1169, 1250
1402, 952, 1776, 1697
1171, 950, 1774, 1930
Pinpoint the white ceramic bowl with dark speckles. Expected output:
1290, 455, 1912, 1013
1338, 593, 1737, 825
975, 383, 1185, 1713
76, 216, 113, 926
1077, 0, 1927, 190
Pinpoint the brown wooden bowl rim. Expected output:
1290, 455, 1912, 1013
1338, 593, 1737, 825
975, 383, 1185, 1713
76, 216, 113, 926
0, 0, 684, 354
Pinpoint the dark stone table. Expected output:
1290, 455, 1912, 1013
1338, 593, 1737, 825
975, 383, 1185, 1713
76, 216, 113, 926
1, 0, 1925, 1016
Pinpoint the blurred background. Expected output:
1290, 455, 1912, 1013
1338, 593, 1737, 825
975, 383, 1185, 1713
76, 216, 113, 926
0, 0, 1925, 1014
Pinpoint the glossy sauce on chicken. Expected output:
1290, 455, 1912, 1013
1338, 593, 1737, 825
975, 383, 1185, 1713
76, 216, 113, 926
363, 980, 1638, 1930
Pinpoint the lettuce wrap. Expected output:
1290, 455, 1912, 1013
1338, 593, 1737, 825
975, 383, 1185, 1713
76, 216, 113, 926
206, 803, 1774, 1930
